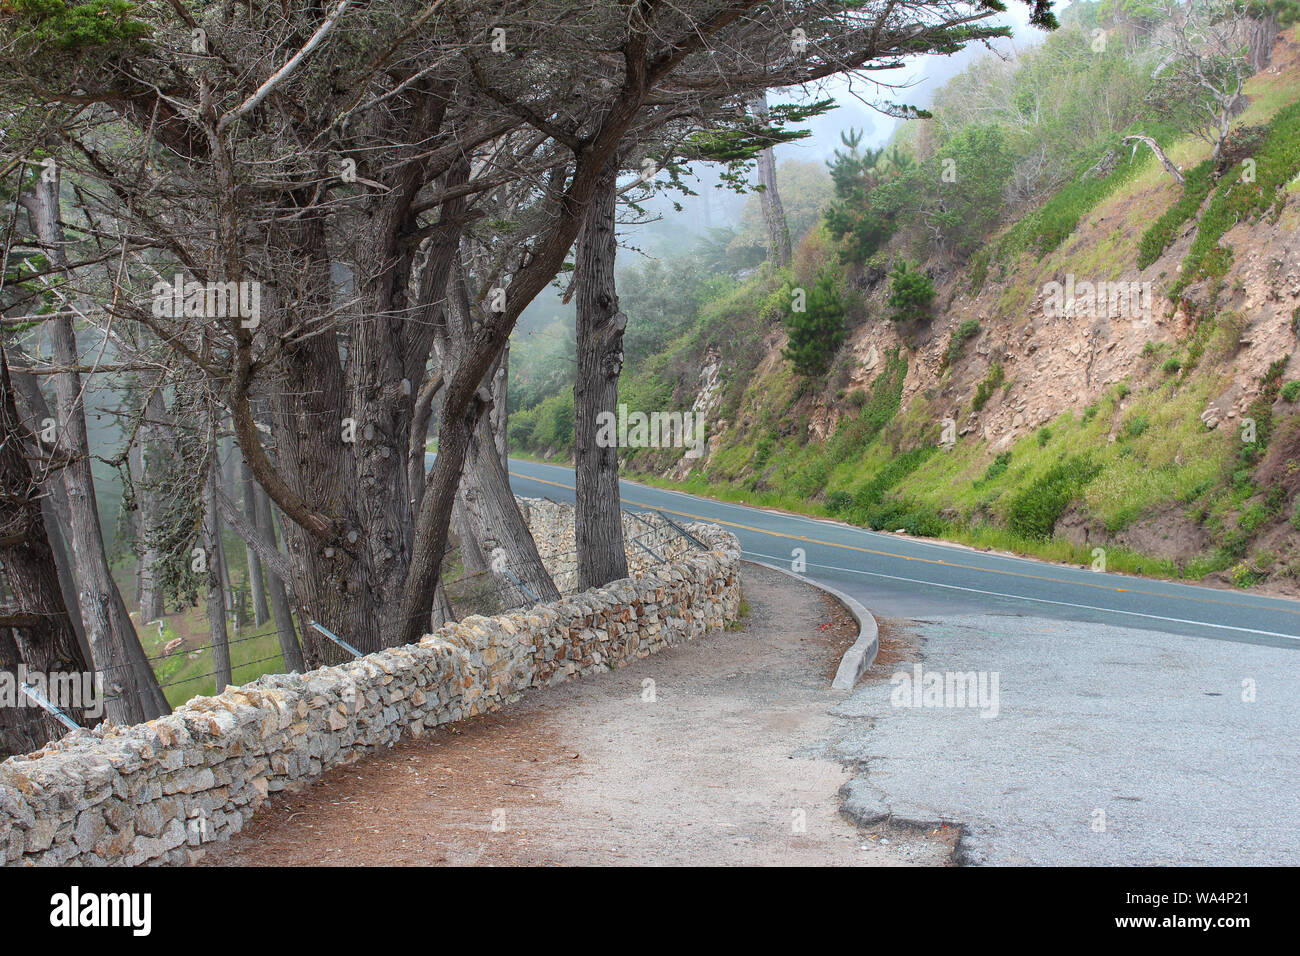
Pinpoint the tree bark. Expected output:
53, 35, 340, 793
255, 490, 306, 673
0, 345, 97, 755
1248, 14, 1277, 72
201, 450, 233, 691
750, 92, 792, 268
136, 380, 168, 623
574, 157, 630, 592
437, 262, 559, 608
240, 457, 270, 626
25, 171, 167, 723
7, 355, 90, 657
1123, 136, 1184, 185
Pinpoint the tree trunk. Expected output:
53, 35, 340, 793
1123, 136, 1184, 185
136, 381, 168, 623
254, 489, 306, 673
436, 263, 559, 608
7, 355, 91, 657
202, 450, 233, 691
240, 458, 270, 626
0, 345, 97, 755
574, 157, 630, 592
1248, 14, 1277, 72
0, 628, 49, 758
750, 92, 792, 268
26, 172, 167, 723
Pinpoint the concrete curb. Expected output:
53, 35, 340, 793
742, 559, 879, 690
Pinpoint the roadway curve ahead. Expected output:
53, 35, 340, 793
507, 457, 1300, 650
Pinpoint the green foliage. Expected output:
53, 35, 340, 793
1279, 381, 1300, 402
1005, 454, 1103, 539
510, 389, 574, 455
1173, 101, 1300, 296
972, 362, 1005, 411
823, 349, 908, 463
926, 125, 1016, 258
858, 497, 950, 537
1137, 159, 1216, 269
887, 260, 935, 323
4, 0, 149, 52
782, 269, 846, 377
1122, 414, 1150, 439
846, 446, 936, 521
944, 319, 981, 365
982, 451, 1013, 483
1161, 357, 1182, 374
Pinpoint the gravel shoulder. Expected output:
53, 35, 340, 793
201, 563, 955, 866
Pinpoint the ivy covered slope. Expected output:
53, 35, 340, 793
601, 12, 1300, 593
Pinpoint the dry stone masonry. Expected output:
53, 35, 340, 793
0, 505, 740, 866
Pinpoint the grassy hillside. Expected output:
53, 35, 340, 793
515, 16, 1300, 594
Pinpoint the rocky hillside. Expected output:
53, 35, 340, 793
611, 28, 1300, 594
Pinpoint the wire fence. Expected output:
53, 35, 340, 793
93, 507, 707, 711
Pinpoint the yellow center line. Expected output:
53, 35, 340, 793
512, 470, 1300, 619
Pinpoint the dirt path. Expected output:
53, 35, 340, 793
201, 564, 955, 866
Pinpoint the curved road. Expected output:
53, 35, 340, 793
506, 457, 1300, 650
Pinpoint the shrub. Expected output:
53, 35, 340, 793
849, 446, 935, 520
972, 362, 1005, 411
944, 319, 981, 366
1122, 414, 1150, 439
1162, 357, 1182, 374
825, 490, 853, 514
887, 260, 935, 323
1173, 102, 1300, 296
782, 269, 846, 377
1005, 454, 1102, 539
1281, 381, 1300, 403
982, 451, 1012, 483
1137, 159, 1215, 269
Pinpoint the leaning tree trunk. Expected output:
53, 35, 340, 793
1123, 135, 1184, 185
27, 171, 167, 723
136, 381, 168, 623
574, 157, 630, 592
240, 457, 269, 626
432, 261, 560, 609
201, 448, 233, 691
0, 345, 97, 754
750, 92, 792, 268
7, 353, 90, 658
460, 411, 561, 608
253, 489, 306, 673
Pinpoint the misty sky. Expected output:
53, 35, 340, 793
776, 1, 1055, 162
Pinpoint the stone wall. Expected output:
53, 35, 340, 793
0, 510, 740, 867
519, 497, 698, 592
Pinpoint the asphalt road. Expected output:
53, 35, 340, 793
507, 458, 1300, 864
505, 457, 1300, 650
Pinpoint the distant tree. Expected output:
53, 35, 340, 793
922, 125, 1016, 258
783, 270, 846, 377
1150, 0, 1255, 157
733, 161, 834, 264
888, 260, 936, 323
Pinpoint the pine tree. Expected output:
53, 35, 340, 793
783, 271, 846, 377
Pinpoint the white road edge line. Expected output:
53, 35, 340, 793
742, 551, 1300, 643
